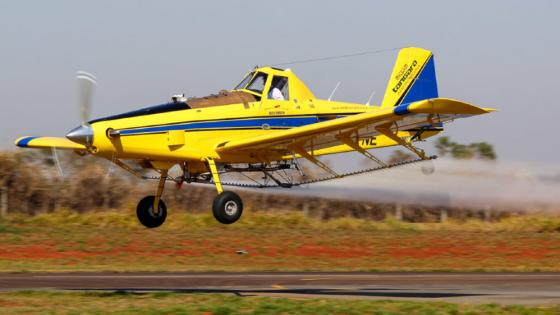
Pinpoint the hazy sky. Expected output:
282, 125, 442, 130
1, 0, 558, 162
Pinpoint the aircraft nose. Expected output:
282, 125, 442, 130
66, 125, 94, 146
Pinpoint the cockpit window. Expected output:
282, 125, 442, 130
234, 71, 254, 90
245, 72, 268, 94
268, 76, 289, 100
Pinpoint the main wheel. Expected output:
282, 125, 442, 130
212, 191, 243, 224
136, 195, 167, 228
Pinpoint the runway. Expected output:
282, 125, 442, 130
1, 272, 560, 305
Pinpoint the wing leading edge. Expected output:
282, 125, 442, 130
216, 98, 494, 153
15, 136, 86, 150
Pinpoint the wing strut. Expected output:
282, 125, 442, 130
335, 132, 387, 167
375, 124, 428, 160
288, 143, 339, 177
200, 155, 437, 189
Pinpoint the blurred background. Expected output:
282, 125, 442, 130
2, 6, 560, 313
1, 0, 559, 221
1, 0, 559, 160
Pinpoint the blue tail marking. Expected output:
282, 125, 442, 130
401, 55, 438, 104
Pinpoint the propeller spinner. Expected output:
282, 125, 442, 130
66, 71, 96, 146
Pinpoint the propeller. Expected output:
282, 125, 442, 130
51, 147, 64, 177
66, 71, 97, 146
49, 71, 98, 179
76, 71, 97, 126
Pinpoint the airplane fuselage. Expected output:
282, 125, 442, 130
89, 98, 439, 166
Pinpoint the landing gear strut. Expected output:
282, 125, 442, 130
207, 157, 244, 224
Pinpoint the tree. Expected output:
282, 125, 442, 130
435, 136, 453, 157
451, 144, 475, 159
433, 137, 496, 160
472, 142, 496, 160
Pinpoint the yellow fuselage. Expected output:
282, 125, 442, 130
90, 98, 438, 164
85, 65, 442, 169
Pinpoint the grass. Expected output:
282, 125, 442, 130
0, 291, 558, 315
1, 210, 560, 272
6, 208, 560, 232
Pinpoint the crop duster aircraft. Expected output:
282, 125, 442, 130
16, 47, 493, 228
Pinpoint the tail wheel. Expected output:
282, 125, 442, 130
212, 191, 243, 224
420, 160, 436, 175
136, 195, 167, 228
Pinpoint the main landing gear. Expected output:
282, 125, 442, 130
136, 159, 244, 228
137, 169, 169, 228
207, 157, 243, 224
136, 195, 167, 228
212, 191, 243, 224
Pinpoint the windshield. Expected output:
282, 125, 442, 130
234, 72, 254, 90
246, 72, 268, 94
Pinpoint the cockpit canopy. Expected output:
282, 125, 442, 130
234, 71, 270, 100
88, 67, 316, 124
233, 67, 314, 102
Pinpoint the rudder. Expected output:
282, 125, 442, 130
380, 47, 438, 108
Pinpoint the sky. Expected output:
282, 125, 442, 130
0, 0, 558, 162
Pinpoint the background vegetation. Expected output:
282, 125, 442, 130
0, 137, 507, 223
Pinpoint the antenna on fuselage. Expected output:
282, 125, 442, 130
365, 90, 376, 106
327, 81, 341, 101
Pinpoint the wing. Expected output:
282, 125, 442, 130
15, 136, 86, 150
216, 98, 494, 156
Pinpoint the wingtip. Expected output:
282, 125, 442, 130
15, 136, 39, 148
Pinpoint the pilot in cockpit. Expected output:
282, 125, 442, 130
268, 76, 288, 101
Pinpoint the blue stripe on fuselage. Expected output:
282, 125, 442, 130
118, 116, 320, 135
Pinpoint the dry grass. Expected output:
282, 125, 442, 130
0, 291, 558, 315
5, 208, 560, 232
1, 211, 560, 273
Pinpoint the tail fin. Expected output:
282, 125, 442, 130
380, 47, 438, 108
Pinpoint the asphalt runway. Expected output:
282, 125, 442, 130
1, 272, 560, 305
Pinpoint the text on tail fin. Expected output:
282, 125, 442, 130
380, 47, 438, 108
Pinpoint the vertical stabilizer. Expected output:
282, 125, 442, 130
380, 47, 438, 108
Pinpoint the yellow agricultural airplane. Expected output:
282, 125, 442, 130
15, 47, 493, 228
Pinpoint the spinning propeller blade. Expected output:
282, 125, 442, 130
67, 71, 96, 146
51, 147, 64, 177
76, 71, 97, 126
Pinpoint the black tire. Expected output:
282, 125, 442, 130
136, 195, 167, 228
212, 191, 243, 224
